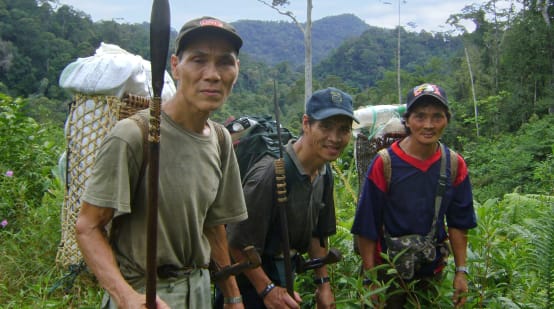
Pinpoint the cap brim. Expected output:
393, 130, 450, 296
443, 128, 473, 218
408, 94, 448, 110
311, 108, 360, 123
177, 27, 243, 54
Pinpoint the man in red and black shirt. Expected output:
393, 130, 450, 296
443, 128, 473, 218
352, 83, 477, 308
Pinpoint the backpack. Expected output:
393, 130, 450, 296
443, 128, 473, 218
57, 93, 150, 268
225, 115, 295, 180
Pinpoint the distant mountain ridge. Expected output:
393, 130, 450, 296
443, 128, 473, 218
232, 14, 369, 66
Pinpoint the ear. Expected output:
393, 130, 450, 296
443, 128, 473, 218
232, 59, 241, 85
301, 114, 310, 132
170, 54, 179, 80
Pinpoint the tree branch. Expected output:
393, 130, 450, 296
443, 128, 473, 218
257, 0, 305, 34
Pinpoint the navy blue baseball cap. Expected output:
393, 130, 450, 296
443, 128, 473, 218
306, 87, 359, 123
406, 83, 449, 111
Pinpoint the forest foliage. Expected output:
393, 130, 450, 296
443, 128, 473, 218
0, 0, 553, 307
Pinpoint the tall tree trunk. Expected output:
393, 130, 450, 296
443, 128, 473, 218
258, 0, 314, 111
465, 47, 479, 137
539, 0, 551, 27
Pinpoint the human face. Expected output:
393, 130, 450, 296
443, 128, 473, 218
170, 36, 239, 114
405, 104, 448, 145
303, 115, 352, 162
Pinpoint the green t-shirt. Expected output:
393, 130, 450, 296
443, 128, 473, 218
82, 110, 247, 283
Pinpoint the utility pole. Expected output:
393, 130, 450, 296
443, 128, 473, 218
397, 0, 401, 105
384, 0, 403, 105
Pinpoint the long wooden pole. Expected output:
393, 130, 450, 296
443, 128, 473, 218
273, 80, 294, 296
146, 0, 170, 307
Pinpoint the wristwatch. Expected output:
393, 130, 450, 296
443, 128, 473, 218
455, 265, 469, 275
224, 295, 243, 304
313, 276, 330, 285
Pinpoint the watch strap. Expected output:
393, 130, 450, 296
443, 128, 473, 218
313, 276, 330, 285
455, 265, 469, 274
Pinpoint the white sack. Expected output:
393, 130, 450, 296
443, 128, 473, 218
59, 42, 175, 101
352, 104, 406, 138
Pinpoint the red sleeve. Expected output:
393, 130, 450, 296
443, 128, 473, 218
368, 155, 388, 193
454, 153, 469, 186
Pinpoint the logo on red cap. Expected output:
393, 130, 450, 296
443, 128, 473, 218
413, 84, 442, 98
199, 18, 224, 28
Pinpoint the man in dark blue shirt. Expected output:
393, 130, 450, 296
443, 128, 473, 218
352, 83, 477, 308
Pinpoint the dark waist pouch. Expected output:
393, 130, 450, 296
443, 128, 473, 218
384, 234, 449, 280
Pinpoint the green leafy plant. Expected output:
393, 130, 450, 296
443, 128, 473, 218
0, 94, 63, 225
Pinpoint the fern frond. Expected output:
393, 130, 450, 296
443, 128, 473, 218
527, 198, 554, 308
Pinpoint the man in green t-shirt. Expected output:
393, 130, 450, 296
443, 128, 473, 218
75, 16, 247, 308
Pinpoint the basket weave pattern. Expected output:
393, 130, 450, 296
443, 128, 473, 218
355, 133, 406, 194
56, 93, 149, 268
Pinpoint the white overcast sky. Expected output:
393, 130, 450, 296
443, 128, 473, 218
56, 0, 518, 33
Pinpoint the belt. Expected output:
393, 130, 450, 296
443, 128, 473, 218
157, 264, 209, 279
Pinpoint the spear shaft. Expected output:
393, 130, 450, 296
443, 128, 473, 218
146, 0, 170, 307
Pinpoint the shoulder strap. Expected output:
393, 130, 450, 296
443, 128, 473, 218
109, 112, 148, 242
213, 122, 227, 170
427, 143, 448, 241
378, 148, 391, 191
128, 112, 149, 187
449, 148, 458, 183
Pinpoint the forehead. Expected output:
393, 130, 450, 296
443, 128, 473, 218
318, 115, 353, 125
409, 99, 447, 113
410, 104, 447, 115
180, 34, 237, 56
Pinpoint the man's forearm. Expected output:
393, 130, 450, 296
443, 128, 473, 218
206, 225, 241, 297
75, 207, 135, 304
356, 235, 377, 271
448, 227, 469, 267
308, 237, 330, 278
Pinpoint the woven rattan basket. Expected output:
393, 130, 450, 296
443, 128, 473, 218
355, 132, 406, 195
56, 93, 149, 268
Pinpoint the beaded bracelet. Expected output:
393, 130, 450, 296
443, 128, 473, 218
259, 282, 276, 299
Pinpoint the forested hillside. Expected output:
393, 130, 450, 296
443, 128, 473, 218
314, 29, 463, 90
0, 0, 552, 190
234, 14, 370, 65
1, 0, 553, 307
0, 0, 552, 177
0, 0, 448, 131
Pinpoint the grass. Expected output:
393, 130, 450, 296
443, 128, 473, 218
0, 180, 103, 308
